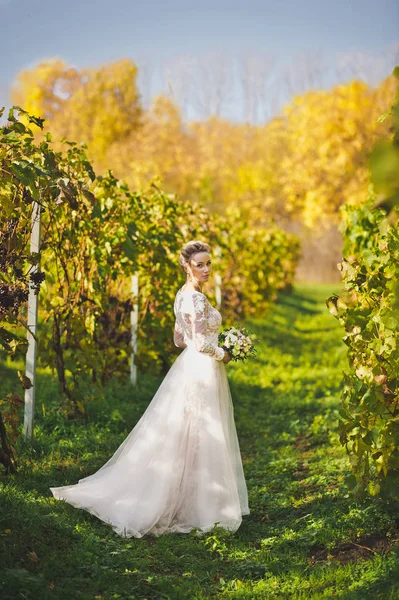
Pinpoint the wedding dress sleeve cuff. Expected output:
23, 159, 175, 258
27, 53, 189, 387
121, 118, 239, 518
215, 346, 225, 361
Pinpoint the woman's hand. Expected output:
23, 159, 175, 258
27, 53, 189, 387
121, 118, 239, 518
222, 349, 232, 364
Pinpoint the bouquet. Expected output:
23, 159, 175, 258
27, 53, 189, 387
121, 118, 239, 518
218, 326, 257, 362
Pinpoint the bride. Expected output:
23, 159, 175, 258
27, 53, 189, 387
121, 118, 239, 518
50, 240, 250, 538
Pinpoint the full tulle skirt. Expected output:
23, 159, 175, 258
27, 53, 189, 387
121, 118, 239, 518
50, 346, 250, 538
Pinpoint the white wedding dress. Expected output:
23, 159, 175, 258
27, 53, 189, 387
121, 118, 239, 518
50, 289, 250, 538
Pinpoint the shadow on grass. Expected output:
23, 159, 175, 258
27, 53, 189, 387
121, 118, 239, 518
276, 292, 321, 316
246, 290, 345, 368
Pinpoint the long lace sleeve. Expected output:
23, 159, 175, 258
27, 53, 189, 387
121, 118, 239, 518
191, 293, 224, 361
174, 319, 186, 348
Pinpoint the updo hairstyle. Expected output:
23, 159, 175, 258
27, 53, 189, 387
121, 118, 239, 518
179, 240, 211, 274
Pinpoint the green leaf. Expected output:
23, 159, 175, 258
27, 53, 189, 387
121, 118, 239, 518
121, 237, 137, 262
371, 140, 399, 196
10, 162, 35, 187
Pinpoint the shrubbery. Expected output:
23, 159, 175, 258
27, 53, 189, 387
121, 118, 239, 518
327, 68, 399, 500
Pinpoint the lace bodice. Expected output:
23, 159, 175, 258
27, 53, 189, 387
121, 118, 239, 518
173, 289, 224, 361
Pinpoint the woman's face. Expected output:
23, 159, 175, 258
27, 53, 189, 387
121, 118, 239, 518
188, 251, 212, 284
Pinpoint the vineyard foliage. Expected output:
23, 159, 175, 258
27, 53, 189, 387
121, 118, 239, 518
327, 68, 399, 500
0, 106, 299, 426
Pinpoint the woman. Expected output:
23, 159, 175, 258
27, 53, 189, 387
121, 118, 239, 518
50, 240, 250, 537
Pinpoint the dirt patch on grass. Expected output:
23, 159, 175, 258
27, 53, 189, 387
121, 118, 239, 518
294, 434, 311, 452
309, 532, 399, 565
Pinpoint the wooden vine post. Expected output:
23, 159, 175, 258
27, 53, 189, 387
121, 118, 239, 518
130, 273, 139, 386
214, 246, 222, 309
24, 201, 42, 440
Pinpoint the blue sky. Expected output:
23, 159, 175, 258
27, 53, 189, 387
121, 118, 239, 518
0, 0, 398, 121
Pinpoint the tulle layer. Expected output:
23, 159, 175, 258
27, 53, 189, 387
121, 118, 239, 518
50, 347, 249, 538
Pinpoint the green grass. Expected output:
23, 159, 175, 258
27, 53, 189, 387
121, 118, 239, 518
1, 284, 399, 599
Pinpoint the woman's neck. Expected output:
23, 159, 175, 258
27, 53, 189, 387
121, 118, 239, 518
183, 281, 202, 292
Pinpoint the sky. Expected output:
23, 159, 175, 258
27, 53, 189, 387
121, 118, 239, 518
0, 0, 398, 121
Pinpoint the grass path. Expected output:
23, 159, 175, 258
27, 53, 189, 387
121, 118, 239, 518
1, 285, 399, 599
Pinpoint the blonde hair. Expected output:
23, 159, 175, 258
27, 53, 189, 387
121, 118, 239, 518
179, 240, 210, 274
